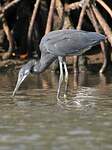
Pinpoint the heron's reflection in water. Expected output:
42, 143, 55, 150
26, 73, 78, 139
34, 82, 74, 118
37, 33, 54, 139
63, 71, 112, 109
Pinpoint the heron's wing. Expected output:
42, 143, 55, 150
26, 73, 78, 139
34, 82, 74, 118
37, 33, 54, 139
40, 29, 105, 56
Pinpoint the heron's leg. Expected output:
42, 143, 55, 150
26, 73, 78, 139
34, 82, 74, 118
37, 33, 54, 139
63, 59, 68, 99
57, 56, 64, 100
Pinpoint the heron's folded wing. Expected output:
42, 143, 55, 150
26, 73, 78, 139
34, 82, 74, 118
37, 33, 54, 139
40, 30, 105, 56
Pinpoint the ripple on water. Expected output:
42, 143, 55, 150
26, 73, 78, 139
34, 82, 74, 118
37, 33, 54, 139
0, 71, 112, 150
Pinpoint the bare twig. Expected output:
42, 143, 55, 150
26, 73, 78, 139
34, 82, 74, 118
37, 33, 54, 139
96, 0, 112, 18
87, 7, 107, 73
45, 0, 55, 34
64, 1, 82, 12
92, 4, 112, 46
75, 0, 90, 72
0, 5, 15, 60
56, 0, 63, 19
4, 0, 21, 10
64, 0, 112, 19
77, 0, 90, 30
2, 18, 14, 59
55, 0, 64, 29
27, 0, 40, 50
0, 0, 21, 18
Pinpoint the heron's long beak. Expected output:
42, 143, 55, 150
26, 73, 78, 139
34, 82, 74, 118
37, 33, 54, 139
12, 60, 35, 97
12, 73, 29, 97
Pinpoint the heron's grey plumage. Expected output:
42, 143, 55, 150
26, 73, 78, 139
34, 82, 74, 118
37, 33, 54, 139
33, 51, 56, 73
13, 29, 105, 98
40, 29, 105, 56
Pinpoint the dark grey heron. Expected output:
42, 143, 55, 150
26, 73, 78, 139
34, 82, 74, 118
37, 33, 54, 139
13, 29, 105, 99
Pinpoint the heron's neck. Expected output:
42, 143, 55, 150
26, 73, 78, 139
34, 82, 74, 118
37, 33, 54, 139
32, 53, 57, 73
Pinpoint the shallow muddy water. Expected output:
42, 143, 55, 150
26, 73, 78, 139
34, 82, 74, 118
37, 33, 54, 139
0, 69, 112, 150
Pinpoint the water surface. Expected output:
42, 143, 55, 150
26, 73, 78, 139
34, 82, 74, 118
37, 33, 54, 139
0, 69, 112, 150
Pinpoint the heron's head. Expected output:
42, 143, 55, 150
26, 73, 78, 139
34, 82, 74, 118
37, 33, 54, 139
12, 60, 36, 96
